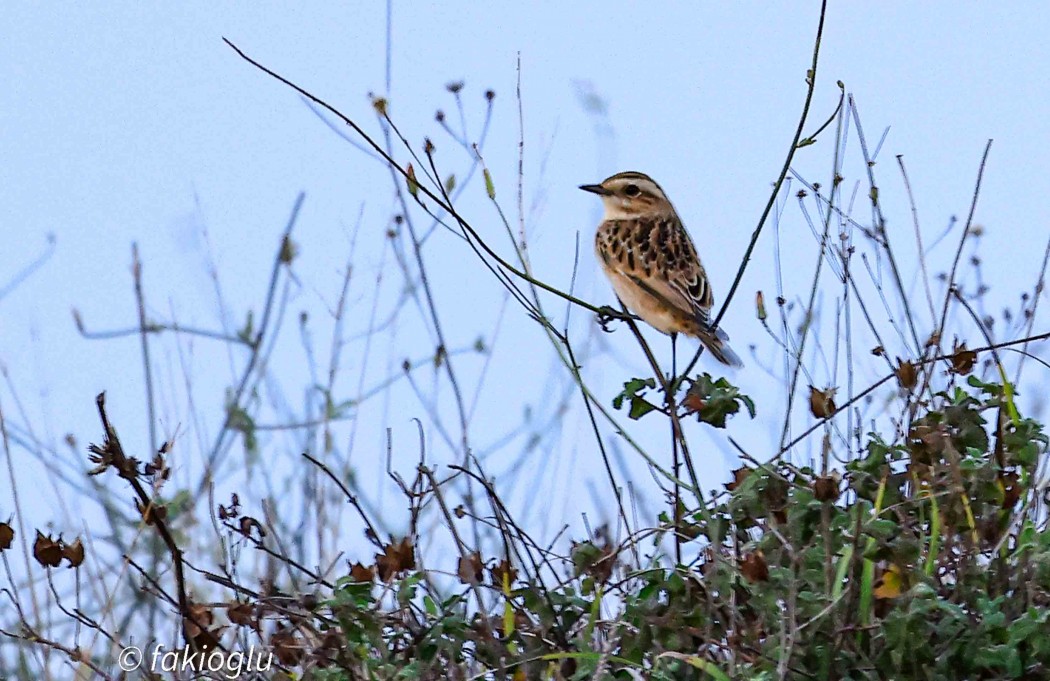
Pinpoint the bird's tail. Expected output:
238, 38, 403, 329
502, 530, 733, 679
699, 325, 743, 368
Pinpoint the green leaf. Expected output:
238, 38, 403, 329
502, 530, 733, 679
226, 401, 257, 453
628, 396, 657, 420
684, 373, 756, 428
238, 310, 255, 344
973, 644, 1021, 676
613, 377, 657, 414
740, 394, 757, 418
483, 168, 495, 199
924, 488, 941, 577
406, 163, 419, 199
656, 652, 731, 681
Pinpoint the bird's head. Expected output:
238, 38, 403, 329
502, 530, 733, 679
579, 171, 673, 219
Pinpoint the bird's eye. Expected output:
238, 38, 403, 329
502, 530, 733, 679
624, 184, 640, 197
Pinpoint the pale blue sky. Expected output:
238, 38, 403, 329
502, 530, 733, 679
3, 4, 1049, 555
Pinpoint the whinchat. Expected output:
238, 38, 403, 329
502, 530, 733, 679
581, 171, 742, 367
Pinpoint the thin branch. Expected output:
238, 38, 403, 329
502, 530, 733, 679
681, 0, 830, 380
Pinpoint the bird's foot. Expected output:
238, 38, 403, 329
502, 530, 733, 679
596, 306, 622, 333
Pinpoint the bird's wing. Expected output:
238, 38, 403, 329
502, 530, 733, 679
599, 216, 715, 327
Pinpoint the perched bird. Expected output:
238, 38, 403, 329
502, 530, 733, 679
580, 171, 742, 367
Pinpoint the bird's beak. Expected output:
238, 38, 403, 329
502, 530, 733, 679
579, 183, 611, 196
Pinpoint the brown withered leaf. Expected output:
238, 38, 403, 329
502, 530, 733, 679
349, 561, 375, 582
740, 550, 769, 583
0, 522, 13, 551
186, 601, 215, 633
591, 546, 616, 583
63, 537, 85, 568
949, 342, 977, 375
227, 603, 258, 630
681, 392, 705, 414
33, 531, 63, 568
184, 603, 222, 654
457, 552, 484, 585
809, 386, 837, 418
908, 423, 948, 464
895, 358, 918, 390
725, 466, 752, 492
813, 472, 841, 502
375, 537, 415, 582
218, 494, 241, 521
489, 558, 518, 588
980, 514, 1008, 545
760, 476, 790, 526
999, 472, 1023, 509
271, 627, 305, 666
471, 612, 496, 641
144, 451, 171, 481
316, 629, 343, 659
238, 516, 266, 541
188, 626, 223, 654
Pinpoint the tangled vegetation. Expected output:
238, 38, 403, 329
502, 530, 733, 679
3, 3, 1049, 680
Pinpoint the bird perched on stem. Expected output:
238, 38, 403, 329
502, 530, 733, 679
580, 171, 742, 367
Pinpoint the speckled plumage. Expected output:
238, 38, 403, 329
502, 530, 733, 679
582, 171, 742, 367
